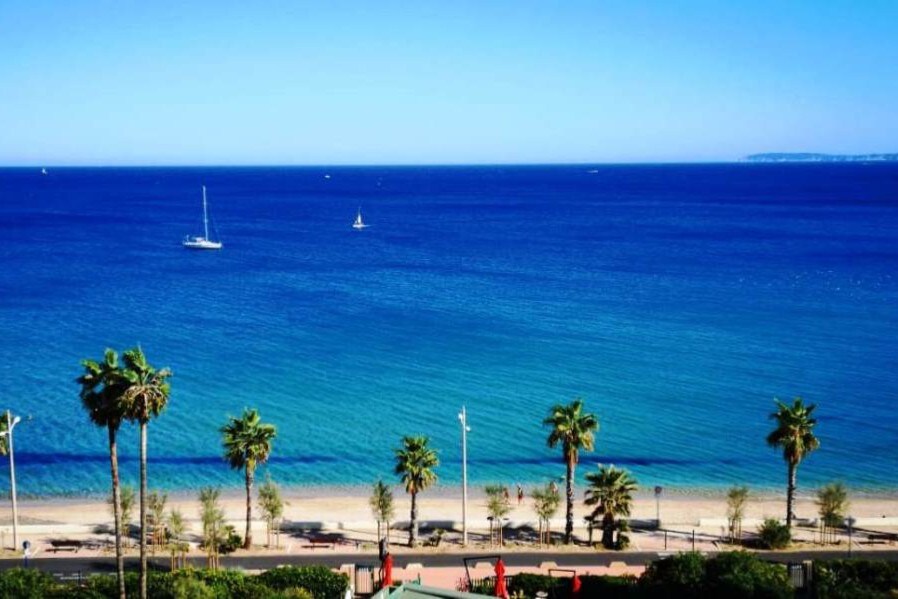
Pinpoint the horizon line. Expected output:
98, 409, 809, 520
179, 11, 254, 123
0, 159, 793, 169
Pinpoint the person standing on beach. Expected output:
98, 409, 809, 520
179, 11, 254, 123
516, 484, 524, 505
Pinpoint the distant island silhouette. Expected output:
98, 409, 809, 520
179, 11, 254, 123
745, 153, 898, 162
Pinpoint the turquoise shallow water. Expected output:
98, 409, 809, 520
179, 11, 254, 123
0, 164, 896, 496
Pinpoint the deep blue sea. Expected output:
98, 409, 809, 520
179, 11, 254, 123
0, 164, 896, 496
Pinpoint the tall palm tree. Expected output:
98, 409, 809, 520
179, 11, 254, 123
394, 436, 438, 548
766, 397, 820, 530
221, 408, 277, 549
543, 399, 598, 544
77, 349, 128, 599
584, 464, 637, 549
120, 347, 171, 599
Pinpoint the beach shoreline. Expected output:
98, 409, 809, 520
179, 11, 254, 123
6, 484, 897, 529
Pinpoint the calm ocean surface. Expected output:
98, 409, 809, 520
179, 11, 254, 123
0, 164, 896, 496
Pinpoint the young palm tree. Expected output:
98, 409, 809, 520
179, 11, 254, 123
816, 482, 849, 544
167, 508, 186, 570
199, 487, 225, 570
258, 475, 285, 548
584, 464, 637, 549
78, 349, 128, 599
543, 399, 599, 544
120, 346, 172, 599
394, 435, 439, 548
369, 479, 395, 547
532, 483, 561, 546
766, 397, 820, 529
147, 490, 168, 550
726, 485, 750, 543
221, 408, 277, 549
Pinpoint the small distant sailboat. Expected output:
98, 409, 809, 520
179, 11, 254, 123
41, 168, 48, 175
183, 186, 223, 250
352, 207, 368, 230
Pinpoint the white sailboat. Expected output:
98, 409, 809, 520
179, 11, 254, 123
183, 186, 223, 250
352, 207, 368, 230
41, 168, 48, 175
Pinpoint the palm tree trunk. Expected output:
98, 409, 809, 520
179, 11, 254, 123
376, 520, 381, 545
409, 491, 418, 547
139, 420, 148, 599
244, 466, 254, 549
564, 456, 575, 544
786, 461, 797, 529
602, 514, 614, 548
108, 426, 126, 599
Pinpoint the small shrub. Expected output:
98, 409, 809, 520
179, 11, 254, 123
640, 552, 706, 597
217, 524, 243, 554
171, 576, 215, 599
813, 559, 898, 599
704, 551, 791, 599
757, 518, 791, 549
0, 568, 58, 599
257, 566, 349, 599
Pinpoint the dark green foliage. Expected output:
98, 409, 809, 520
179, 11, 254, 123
813, 559, 898, 599
758, 518, 792, 549
704, 552, 791, 599
220, 525, 244, 554
640, 551, 706, 597
0, 568, 57, 599
640, 552, 792, 599
257, 566, 349, 599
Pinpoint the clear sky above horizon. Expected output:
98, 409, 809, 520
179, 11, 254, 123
2, 1, 897, 166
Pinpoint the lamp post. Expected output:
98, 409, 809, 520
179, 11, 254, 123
847, 516, 856, 558
458, 406, 470, 546
654, 486, 663, 528
0, 411, 22, 549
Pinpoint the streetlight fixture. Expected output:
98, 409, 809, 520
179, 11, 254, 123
0, 411, 22, 549
458, 406, 470, 546
654, 486, 663, 528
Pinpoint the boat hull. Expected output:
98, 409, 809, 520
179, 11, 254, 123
183, 237, 223, 250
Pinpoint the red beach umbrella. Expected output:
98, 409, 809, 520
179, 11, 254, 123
494, 558, 509, 599
571, 574, 582, 598
382, 553, 394, 589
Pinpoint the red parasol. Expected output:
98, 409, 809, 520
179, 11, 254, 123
382, 553, 394, 589
494, 558, 509, 599
571, 574, 582, 598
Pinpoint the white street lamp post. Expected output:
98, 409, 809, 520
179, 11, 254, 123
458, 406, 470, 546
0, 411, 22, 550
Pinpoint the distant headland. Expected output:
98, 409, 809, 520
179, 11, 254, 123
744, 152, 898, 163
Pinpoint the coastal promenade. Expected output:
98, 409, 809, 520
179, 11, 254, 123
4, 549, 898, 585
1, 489, 896, 588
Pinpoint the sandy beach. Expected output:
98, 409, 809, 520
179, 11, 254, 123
2, 485, 896, 557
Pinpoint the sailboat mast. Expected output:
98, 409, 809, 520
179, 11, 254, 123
202, 186, 209, 240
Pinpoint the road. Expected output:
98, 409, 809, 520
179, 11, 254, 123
3, 549, 898, 580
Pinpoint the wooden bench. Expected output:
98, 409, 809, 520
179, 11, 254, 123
866, 533, 898, 545
49, 540, 83, 553
306, 537, 333, 550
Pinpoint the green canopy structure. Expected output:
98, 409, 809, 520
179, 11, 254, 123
372, 583, 494, 599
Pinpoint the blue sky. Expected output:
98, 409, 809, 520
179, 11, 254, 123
1, 1, 896, 165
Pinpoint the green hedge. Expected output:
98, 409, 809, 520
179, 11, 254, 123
640, 552, 792, 599
506, 573, 638, 598
812, 559, 898, 599
0, 568, 341, 599
257, 565, 349, 599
